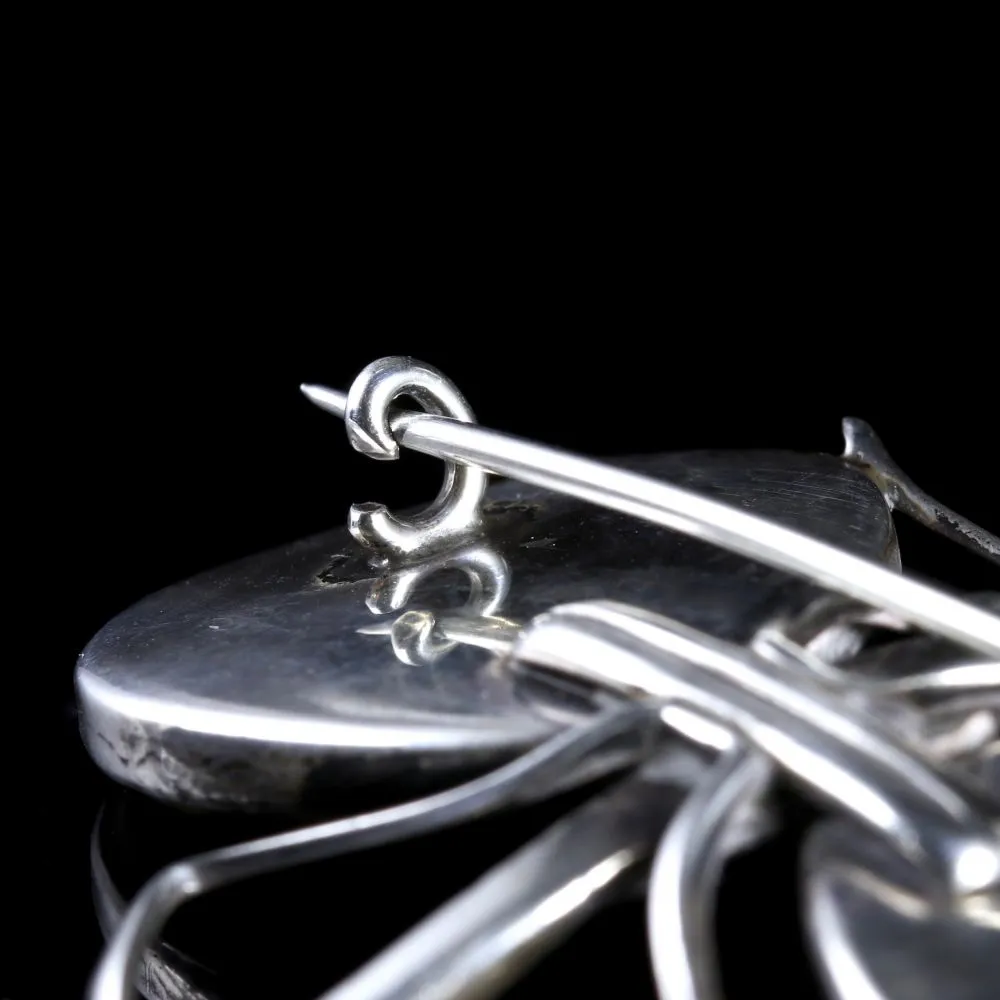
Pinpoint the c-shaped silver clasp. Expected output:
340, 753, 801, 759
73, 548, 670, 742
345, 356, 488, 558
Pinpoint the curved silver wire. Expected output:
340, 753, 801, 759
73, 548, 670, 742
646, 620, 1000, 1000
755, 592, 1000, 764
755, 627, 999, 763
755, 602, 1000, 1000
301, 376, 1000, 657
88, 704, 658, 1000
321, 744, 777, 1000
868, 662, 1000, 700
508, 600, 1000, 899
91, 816, 216, 1000
342, 356, 487, 557
803, 817, 1000, 1000
646, 743, 773, 1000
321, 750, 687, 1000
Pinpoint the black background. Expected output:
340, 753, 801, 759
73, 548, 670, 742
10, 83, 999, 997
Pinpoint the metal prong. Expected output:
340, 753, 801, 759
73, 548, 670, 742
843, 417, 1000, 564
301, 382, 348, 419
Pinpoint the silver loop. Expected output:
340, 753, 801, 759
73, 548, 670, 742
361, 543, 511, 666
345, 356, 488, 557
364, 542, 510, 618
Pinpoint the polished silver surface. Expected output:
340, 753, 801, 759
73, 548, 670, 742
301, 370, 1000, 655
804, 819, 1000, 1000
77, 448, 896, 811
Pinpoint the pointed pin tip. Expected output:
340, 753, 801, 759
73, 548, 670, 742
299, 382, 348, 419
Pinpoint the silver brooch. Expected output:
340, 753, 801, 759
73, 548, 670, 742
79, 357, 1000, 1000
